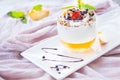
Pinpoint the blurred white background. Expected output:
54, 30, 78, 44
0, 0, 119, 17
0, 0, 75, 17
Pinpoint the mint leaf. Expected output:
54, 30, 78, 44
21, 17, 27, 24
61, 0, 96, 11
33, 4, 42, 11
7, 11, 27, 24
61, 6, 77, 10
77, 0, 82, 9
81, 4, 96, 10
7, 12, 13, 16
7, 11, 25, 18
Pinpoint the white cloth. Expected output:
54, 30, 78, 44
0, 0, 120, 80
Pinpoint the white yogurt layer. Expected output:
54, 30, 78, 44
57, 22, 96, 44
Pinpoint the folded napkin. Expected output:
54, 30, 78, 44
0, 0, 120, 80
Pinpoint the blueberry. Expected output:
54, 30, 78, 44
56, 68, 59, 71
55, 65, 58, 68
68, 13, 70, 16
58, 72, 61, 74
66, 13, 71, 20
80, 11, 84, 15
83, 11, 87, 14
42, 56, 45, 59
63, 66, 67, 68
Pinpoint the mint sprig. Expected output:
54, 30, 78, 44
77, 0, 82, 9
7, 11, 27, 24
61, 6, 77, 10
81, 3, 96, 10
61, 0, 96, 11
7, 11, 25, 18
21, 17, 27, 23
33, 4, 42, 11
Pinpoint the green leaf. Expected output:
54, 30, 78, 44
33, 4, 42, 11
61, 6, 77, 10
76, 0, 82, 9
81, 4, 96, 10
61, 0, 96, 11
7, 12, 12, 16
7, 11, 25, 18
21, 17, 27, 24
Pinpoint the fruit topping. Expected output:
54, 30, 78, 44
58, 0, 96, 27
63, 8, 94, 21
29, 4, 50, 21
71, 11, 82, 20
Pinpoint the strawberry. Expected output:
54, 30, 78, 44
71, 11, 82, 20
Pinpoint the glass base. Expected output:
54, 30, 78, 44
61, 38, 96, 51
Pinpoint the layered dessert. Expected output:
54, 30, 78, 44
29, 4, 50, 21
57, 0, 96, 51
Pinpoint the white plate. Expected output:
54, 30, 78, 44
21, 31, 120, 79
21, 8, 120, 79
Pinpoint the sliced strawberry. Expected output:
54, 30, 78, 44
71, 11, 82, 20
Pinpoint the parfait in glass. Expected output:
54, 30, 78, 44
57, 0, 96, 51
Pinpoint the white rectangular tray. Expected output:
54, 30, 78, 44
21, 30, 120, 80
